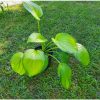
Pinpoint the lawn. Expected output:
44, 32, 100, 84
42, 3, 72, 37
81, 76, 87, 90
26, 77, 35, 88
0, 1, 100, 99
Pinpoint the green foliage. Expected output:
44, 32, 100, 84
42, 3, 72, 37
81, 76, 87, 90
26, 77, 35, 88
23, 1, 43, 20
11, 49, 48, 77
58, 63, 72, 89
10, 1, 90, 90
74, 43, 90, 66
52, 33, 77, 54
27, 33, 47, 43
53, 50, 69, 63
23, 49, 48, 77
11, 52, 25, 75
0, 2, 99, 98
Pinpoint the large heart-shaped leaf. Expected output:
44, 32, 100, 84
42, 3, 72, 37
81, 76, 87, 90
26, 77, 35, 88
27, 33, 47, 43
58, 63, 72, 89
52, 33, 77, 54
23, 49, 48, 77
23, 1, 43, 20
74, 43, 90, 66
10, 52, 26, 75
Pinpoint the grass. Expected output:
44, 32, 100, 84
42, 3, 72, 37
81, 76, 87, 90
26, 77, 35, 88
0, 1, 100, 99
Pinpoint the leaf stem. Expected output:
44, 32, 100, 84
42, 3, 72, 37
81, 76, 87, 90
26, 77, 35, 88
46, 50, 58, 53
44, 47, 58, 52
46, 43, 55, 49
44, 42, 55, 51
37, 21, 45, 50
37, 21, 40, 33
46, 41, 53, 47
42, 43, 45, 51
48, 54, 60, 64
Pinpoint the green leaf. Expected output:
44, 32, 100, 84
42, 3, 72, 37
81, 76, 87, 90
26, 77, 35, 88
74, 43, 90, 66
27, 33, 47, 43
23, 49, 48, 77
53, 50, 69, 63
52, 33, 77, 54
58, 63, 72, 89
23, 1, 43, 20
10, 52, 25, 75
41, 55, 48, 72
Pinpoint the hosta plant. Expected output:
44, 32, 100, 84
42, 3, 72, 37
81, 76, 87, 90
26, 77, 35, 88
11, 1, 90, 89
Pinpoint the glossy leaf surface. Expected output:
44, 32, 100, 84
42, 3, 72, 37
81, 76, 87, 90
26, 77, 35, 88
74, 43, 90, 66
58, 63, 72, 89
23, 49, 48, 77
27, 33, 47, 43
52, 33, 77, 54
23, 1, 43, 20
11, 52, 25, 75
